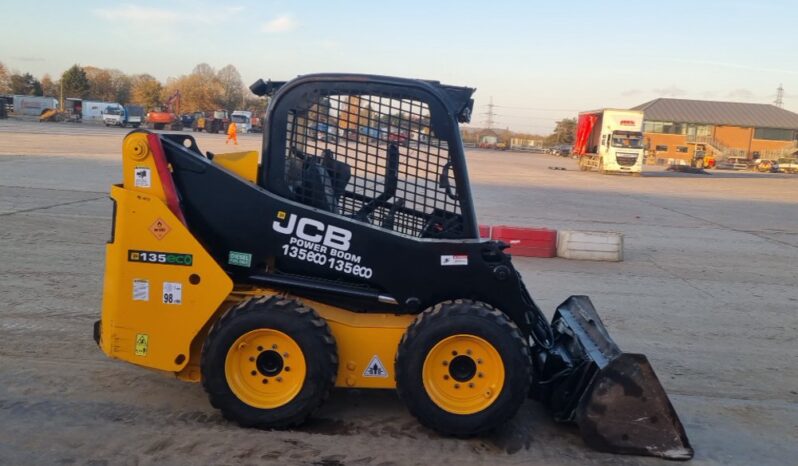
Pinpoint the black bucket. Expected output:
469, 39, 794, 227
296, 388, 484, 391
538, 296, 693, 460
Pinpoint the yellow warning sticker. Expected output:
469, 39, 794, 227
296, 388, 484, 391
277, 210, 286, 220
135, 333, 149, 356
149, 217, 171, 240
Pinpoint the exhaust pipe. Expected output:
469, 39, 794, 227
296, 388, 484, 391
536, 296, 693, 460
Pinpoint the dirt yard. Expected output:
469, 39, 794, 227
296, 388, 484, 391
0, 120, 796, 465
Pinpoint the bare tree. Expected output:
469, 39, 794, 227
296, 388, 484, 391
217, 64, 244, 113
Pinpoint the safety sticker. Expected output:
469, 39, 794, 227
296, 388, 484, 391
134, 167, 151, 188
149, 218, 171, 240
228, 251, 252, 267
132, 279, 149, 301
162, 282, 182, 305
135, 333, 149, 356
440, 255, 468, 266
363, 355, 388, 378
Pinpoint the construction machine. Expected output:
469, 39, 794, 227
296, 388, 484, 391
95, 73, 692, 460
146, 90, 182, 130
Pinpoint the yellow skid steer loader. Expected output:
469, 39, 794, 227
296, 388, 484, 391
95, 74, 692, 459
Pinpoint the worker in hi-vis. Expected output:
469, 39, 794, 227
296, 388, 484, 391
226, 122, 238, 145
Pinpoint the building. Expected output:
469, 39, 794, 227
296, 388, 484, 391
633, 98, 798, 163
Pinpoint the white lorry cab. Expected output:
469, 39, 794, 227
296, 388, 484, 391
574, 109, 645, 175
102, 104, 144, 128
83, 101, 121, 122
230, 110, 253, 133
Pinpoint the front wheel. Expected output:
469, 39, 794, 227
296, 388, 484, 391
201, 296, 337, 428
395, 300, 531, 436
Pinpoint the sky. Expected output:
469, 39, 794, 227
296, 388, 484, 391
2, 0, 797, 134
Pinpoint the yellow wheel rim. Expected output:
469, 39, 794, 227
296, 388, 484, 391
422, 334, 505, 415
225, 329, 307, 409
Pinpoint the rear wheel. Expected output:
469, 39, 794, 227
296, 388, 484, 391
395, 300, 530, 436
201, 296, 337, 428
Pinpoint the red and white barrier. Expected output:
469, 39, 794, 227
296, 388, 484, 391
479, 224, 623, 261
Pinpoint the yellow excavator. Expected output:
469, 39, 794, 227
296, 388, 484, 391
94, 73, 692, 459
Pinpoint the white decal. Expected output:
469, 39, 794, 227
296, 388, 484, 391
363, 355, 388, 378
273, 213, 352, 252
162, 282, 182, 305
274, 211, 369, 278
132, 279, 149, 301
441, 255, 468, 266
296, 217, 324, 242
134, 167, 151, 188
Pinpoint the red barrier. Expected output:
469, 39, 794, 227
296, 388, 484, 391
479, 224, 492, 239
491, 225, 557, 258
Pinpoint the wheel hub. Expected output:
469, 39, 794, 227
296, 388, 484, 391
256, 350, 284, 377
449, 355, 477, 382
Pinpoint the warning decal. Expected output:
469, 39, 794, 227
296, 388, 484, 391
149, 218, 171, 240
134, 167, 151, 188
135, 333, 149, 356
132, 279, 149, 301
440, 255, 468, 266
363, 355, 388, 378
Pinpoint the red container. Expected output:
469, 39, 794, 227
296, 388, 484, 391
491, 225, 557, 258
479, 224, 492, 239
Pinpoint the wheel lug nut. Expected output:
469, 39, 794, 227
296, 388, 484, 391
262, 379, 268, 384
443, 375, 449, 380
251, 370, 257, 376
477, 358, 482, 364
442, 361, 448, 366
283, 352, 289, 358
238, 342, 247, 350
276, 377, 283, 382
272, 344, 278, 350
478, 372, 484, 378
249, 357, 255, 362
285, 366, 291, 372
469, 382, 475, 388
466, 349, 472, 355
454, 383, 460, 389
451, 350, 458, 356
257, 346, 263, 351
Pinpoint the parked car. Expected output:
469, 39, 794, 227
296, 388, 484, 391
773, 157, 798, 174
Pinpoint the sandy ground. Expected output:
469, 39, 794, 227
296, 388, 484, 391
0, 119, 796, 465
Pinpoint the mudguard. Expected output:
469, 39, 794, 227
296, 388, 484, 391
540, 296, 693, 460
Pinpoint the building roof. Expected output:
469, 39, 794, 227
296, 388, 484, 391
632, 98, 798, 130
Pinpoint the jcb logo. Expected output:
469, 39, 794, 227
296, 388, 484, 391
273, 212, 352, 251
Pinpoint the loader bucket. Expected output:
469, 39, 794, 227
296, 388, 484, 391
540, 296, 693, 460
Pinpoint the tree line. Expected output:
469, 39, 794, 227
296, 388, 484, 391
0, 61, 267, 114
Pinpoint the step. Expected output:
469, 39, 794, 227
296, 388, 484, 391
557, 230, 623, 261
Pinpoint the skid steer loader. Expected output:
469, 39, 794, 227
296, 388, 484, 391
95, 73, 692, 459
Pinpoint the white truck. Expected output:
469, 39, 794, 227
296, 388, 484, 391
230, 110, 253, 133
102, 104, 144, 128
82, 100, 121, 122
574, 109, 645, 175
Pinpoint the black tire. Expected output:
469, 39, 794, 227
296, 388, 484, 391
154, 123, 165, 130
201, 295, 337, 428
395, 300, 531, 436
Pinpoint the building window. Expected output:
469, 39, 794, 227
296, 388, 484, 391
655, 145, 668, 151
754, 127, 795, 141
676, 146, 688, 153
643, 121, 686, 135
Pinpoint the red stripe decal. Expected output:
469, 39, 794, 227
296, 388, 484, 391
147, 133, 187, 225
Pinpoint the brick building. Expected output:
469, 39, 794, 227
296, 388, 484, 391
633, 98, 798, 162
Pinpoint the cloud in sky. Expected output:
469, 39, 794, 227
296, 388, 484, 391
93, 4, 243, 25
652, 86, 687, 97
261, 15, 297, 33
